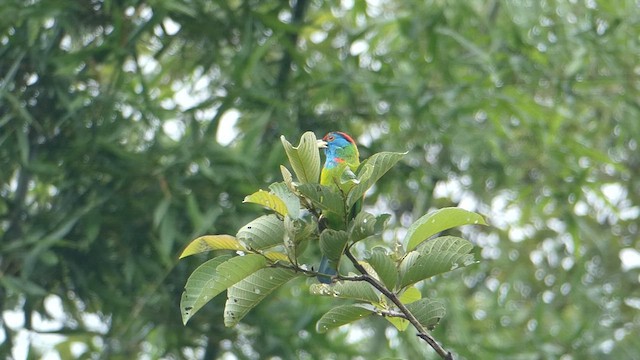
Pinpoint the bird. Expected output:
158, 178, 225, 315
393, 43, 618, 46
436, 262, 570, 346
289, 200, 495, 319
316, 131, 361, 283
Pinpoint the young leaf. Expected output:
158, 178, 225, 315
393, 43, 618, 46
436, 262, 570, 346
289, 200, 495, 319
179, 235, 245, 259
367, 249, 398, 290
404, 298, 446, 330
243, 190, 288, 217
316, 304, 374, 333
346, 152, 407, 207
224, 267, 299, 327
404, 207, 487, 252
280, 132, 321, 184
310, 281, 380, 303
182, 254, 269, 324
399, 236, 476, 288
236, 214, 285, 251
319, 229, 349, 268
181, 255, 231, 324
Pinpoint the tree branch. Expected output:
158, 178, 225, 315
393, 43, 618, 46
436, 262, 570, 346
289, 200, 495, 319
343, 249, 453, 360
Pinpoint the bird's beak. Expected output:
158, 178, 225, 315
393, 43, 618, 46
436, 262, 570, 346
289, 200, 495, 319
317, 139, 328, 149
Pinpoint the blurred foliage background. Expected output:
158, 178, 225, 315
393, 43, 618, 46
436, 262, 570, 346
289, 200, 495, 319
1, 0, 639, 359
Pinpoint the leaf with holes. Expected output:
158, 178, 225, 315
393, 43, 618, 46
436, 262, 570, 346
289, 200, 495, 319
236, 214, 284, 251
179, 235, 245, 259
281, 132, 321, 184
316, 304, 375, 333
224, 267, 299, 327
404, 207, 487, 252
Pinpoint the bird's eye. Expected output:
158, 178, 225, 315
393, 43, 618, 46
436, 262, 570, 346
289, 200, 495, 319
327, 135, 334, 141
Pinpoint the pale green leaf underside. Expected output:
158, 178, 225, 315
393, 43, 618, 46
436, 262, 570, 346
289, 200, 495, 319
280, 132, 321, 184
236, 214, 284, 250
224, 267, 299, 327
316, 304, 374, 333
404, 298, 446, 329
347, 152, 406, 207
179, 235, 245, 259
310, 280, 379, 303
181, 255, 228, 324
404, 207, 487, 252
400, 236, 476, 288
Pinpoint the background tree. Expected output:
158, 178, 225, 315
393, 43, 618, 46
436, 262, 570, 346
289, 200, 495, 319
1, 0, 638, 359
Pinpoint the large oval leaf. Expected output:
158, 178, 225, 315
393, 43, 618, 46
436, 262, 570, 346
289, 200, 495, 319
181, 254, 268, 324
280, 132, 321, 184
404, 207, 487, 252
319, 229, 348, 266
181, 255, 231, 324
179, 235, 245, 259
224, 267, 299, 327
399, 236, 476, 288
236, 214, 284, 250
316, 304, 374, 333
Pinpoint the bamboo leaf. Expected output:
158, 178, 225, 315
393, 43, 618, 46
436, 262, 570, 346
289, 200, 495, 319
316, 304, 374, 333
404, 207, 487, 252
280, 132, 321, 184
236, 215, 284, 251
179, 235, 245, 259
224, 267, 299, 327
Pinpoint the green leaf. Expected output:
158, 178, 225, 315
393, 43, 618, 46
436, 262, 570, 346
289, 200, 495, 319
236, 215, 285, 251
180, 255, 230, 324
297, 183, 345, 219
280, 131, 321, 184
179, 235, 245, 259
269, 182, 301, 219
243, 189, 289, 216
367, 249, 398, 290
405, 298, 446, 330
316, 304, 374, 333
319, 229, 349, 267
283, 216, 314, 263
349, 212, 391, 243
399, 236, 476, 288
346, 152, 406, 207
310, 281, 379, 303
224, 267, 299, 327
181, 255, 267, 324
404, 207, 487, 252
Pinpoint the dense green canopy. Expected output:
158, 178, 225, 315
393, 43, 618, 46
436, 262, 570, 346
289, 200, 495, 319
1, 0, 638, 359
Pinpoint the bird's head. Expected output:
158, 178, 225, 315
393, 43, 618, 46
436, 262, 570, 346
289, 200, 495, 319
317, 131, 359, 163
